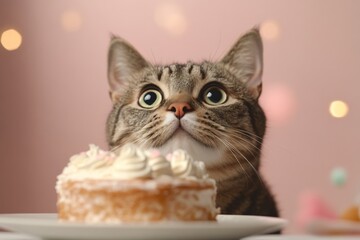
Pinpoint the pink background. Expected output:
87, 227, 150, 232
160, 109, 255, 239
1, 0, 359, 233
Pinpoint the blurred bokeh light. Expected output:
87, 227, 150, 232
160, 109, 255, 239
260, 20, 280, 40
260, 84, 296, 125
61, 10, 83, 32
329, 100, 349, 118
154, 2, 187, 36
330, 167, 347, 187
1, 29, 22, 51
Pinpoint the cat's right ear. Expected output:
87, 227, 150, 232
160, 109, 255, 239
220, 28, 263, 100
108, 36, 149, 102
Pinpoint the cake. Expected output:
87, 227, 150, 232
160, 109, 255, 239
56, 144, 218, 223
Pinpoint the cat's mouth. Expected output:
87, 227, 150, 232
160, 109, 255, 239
157, 121, 221, 166
167, 122, 212, 148
170, 125, 193, 141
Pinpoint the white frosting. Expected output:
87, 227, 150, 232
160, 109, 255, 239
57, 144, 209, 183
113, 144, 151, 179
61, 145, 115, 177
170, 149, 208, 179
193, 161, 209, 179
146, 149, 173, 178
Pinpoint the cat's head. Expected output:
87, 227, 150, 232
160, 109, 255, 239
106, 28, 266, 180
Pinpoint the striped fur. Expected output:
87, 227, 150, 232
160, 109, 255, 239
106, 28, 279, 218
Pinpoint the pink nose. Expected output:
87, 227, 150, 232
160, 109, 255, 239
167, 102, 193, 119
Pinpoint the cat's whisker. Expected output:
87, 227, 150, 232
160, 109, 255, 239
135, 119, 164, 146
137, 125, 165, 148
220, 130, 264, 150
213, 133, 263, 186
232, 129, 264, 141
141, 123, 175, 148
195, 118, 261, 154
198, 117, 263, 148
133, 135, 150, 148
110, 130, 132, 152
234, 128, 288, 154
110, 145, 121, 152
227, 129, 263, 143
198, 117, 226, 131
186, 118, 251, 182
212, 134, 251, 183
195, 118, 263, 143
222, 131, 263, 153
217, 130, 259, 160
191, 118, 263, 184
142, 120, 162, 133
208, 34, 222, 62
149, 51, 159, 66
220, 136, 264, 185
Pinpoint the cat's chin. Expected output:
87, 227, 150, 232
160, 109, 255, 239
157, 128, 222, 167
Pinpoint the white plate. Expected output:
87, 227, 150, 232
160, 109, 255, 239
306, 219, 360, 235
0, 214, 287, 240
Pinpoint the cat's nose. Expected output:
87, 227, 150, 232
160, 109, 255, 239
167, 102, 193, 119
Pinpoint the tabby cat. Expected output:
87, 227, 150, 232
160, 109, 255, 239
106, 28, 279, 218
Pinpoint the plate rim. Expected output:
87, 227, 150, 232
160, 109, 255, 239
0, 213, 287, 240
0, 213, 288, 227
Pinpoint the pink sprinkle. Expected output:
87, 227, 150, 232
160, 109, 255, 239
166, 153, 173, 161
148, 149, 161, 158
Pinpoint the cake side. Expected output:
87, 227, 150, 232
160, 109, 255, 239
57, 178, 217, 222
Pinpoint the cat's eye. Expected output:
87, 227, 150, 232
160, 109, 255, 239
203, 87, 227, 106
138, 89, 163, 109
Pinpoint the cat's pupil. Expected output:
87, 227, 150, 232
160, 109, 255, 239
207, 89, 222, 103
144, 92, 157, 105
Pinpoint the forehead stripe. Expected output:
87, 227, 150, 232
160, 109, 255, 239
188, 64, 194, 74
157, 68, 163, 81
199, 65, 206, 80
167, 66, 173, 75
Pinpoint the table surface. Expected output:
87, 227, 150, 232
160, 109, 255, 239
1, 232, 360, 240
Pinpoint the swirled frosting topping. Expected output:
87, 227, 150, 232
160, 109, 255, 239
113, 144, 151, 179
170, 149, 207, 179
59, 144, 209, 181
63, 144, 115, 176
146, 149, 173, 178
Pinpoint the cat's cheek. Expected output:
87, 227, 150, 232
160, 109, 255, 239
180, 113, 202, 134
180, 119, 195, 135
180, 112, 197, 126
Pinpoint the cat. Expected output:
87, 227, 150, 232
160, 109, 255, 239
105, 28, 279, 218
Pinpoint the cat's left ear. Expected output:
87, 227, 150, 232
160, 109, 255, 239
108, 36, 149, 102
220, 28, 263, 99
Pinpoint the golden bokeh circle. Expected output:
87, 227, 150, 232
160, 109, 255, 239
1, 29, 22, 51
329, 100, 349, 118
